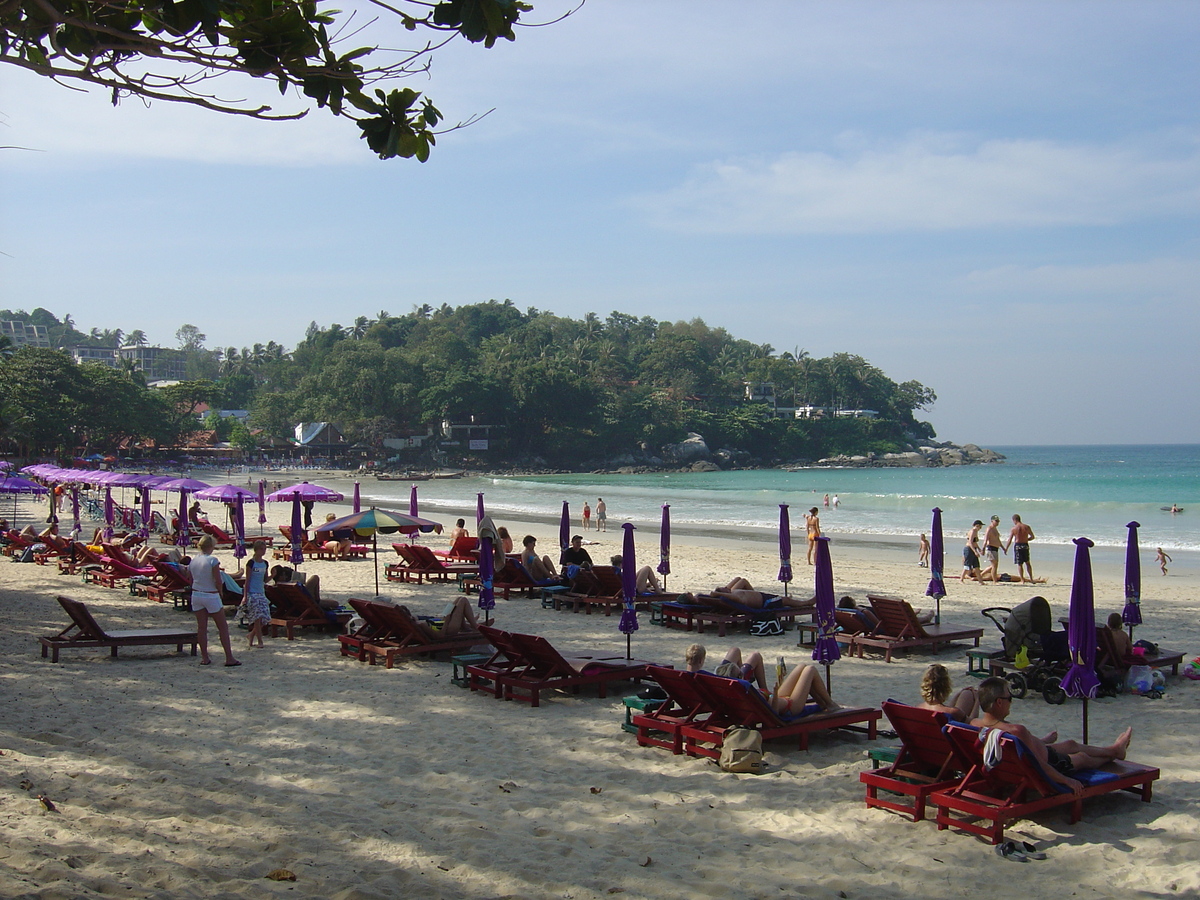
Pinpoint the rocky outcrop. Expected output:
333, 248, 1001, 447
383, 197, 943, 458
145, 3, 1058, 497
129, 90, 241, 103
661, 433, 711, 464
801, 441, 1005, 469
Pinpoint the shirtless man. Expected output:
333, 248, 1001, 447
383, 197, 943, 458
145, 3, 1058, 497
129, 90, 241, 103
973, 676, 1132, 796
595, 498, 607, 532
961, 520, 984, 583
982, 515, 1007, 583
1004, 514, 1036, 584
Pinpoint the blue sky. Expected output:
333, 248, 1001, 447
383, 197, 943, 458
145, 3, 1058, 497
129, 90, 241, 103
2, 1, 1198, 446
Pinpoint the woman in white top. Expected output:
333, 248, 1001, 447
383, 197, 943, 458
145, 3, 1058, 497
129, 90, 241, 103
188, 535, 241, 667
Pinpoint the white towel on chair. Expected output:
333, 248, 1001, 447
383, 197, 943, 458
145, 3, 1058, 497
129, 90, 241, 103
980, 726, 1004, 771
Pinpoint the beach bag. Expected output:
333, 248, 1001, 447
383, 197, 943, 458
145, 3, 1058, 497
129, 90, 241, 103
1125, 664, 1153, 694
749, 618, 784, 637
719, 727, 765, 773
1013, 646, 1031, 669
1133, 639, 1160, 657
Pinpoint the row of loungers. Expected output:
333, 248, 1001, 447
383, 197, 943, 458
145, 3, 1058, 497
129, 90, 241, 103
861, 700, 1159, 843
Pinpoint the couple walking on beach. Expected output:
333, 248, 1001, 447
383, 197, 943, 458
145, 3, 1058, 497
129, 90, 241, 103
963, 514, 1038, 584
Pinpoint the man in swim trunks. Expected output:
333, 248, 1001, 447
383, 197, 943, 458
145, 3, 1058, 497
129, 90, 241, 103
982, 515, 1006, 583
595, 498, 607, 532
1004, 514, 1036, 584
961, 520, 983, 583
973, 676, 1133, 796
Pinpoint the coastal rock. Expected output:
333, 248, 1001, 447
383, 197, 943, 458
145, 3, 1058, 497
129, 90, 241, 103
662, 433, 711, 464
880, 452, 926, 467
690, 460, 721, 473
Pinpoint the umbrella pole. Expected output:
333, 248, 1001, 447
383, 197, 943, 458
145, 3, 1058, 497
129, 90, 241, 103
936, 596, 941, 626
627, 632, 632, 661
1082, 698, 1089, 745
824, 663, 831, 694
373, 533, 380, 597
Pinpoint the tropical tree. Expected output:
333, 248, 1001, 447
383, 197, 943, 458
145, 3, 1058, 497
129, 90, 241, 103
2, 0, 548, 160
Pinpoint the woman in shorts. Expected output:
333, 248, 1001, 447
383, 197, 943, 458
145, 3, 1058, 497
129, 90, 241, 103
188, 535, 241, 667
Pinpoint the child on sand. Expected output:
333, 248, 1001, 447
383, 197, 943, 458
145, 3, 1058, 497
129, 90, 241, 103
236, 540, 271, 648
1156, 547, 1171, 575
918, 533, 930, 568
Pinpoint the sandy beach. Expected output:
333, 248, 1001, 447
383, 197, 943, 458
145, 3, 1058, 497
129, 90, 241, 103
2, 478, 1198, 900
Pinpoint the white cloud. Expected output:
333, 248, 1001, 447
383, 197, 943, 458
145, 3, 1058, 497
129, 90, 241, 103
634, 135, 1200, 234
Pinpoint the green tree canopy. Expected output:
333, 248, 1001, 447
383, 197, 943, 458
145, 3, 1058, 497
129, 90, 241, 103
2, 0, 545, 159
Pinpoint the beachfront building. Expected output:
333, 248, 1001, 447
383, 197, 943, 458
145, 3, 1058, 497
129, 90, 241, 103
69, 347, 119, 367
117, 344, 187, 381
441, 417, 499, 452
0, 320, 51, 348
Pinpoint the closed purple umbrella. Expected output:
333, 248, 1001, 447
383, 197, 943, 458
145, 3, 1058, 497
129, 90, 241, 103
257, 480, 267, 526
71, 486, 81, 535
925, 507, 946, 624
353, 481, 361, 514
559, 501, 571, 552
619, 522, 639, 658
778, 504, 793, 596
103, 487, 114, 541
476, 492, 485, 524
1122, 521, 1142, 635
139, 486, 151, 538
232, 496, 247, 559
477, 516, 497, 622
289, 492, 304, 566
811, 536, 841, 689
176, 490, 189, 548
409, 484, 419, 518
1062, 536, 1100, 742
657, 504, 671, 589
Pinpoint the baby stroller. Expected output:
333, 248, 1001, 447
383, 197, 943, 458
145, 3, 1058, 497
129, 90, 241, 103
981, 596, 1071, 705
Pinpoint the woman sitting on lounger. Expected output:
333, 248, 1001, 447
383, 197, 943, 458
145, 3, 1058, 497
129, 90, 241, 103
521, 535, 562, 583
609, 555, 664, 594
398, 595, 480, 639
919, 663, 979, 721
685, 644, 839, 716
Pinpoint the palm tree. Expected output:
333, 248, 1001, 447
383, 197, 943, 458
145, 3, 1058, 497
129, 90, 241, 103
126, 329, 148, 347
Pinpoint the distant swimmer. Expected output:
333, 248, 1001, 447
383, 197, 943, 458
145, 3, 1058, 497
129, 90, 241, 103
1156, 547, 1171, 575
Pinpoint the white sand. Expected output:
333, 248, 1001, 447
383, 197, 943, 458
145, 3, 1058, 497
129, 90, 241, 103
2, 485, 1198, 899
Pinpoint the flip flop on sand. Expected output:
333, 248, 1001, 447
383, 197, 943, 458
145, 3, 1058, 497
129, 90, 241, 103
995, 841, 1028, 862
225, 661, 242, 667
1017, 840, 1047, 860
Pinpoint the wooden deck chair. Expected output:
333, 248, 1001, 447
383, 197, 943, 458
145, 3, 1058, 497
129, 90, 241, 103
358, 603, 485, 668
632, 666, 715, 754
464, 560, 543, 600
490, 631, 654, 707
466, 624, 541, 698
199, 520, 237, 546
1095, 625, 1183, 676
860, 701, 960, 821
338, 598, 402, 660
265, 582, 337, 640
842, 595, 983, 663
933, 722, 1159, 844
39, 595, 199, 662
679, 673, 881, 756
433, 534, 479, 561
32, 533, 72, 565
144, 559, 192, 604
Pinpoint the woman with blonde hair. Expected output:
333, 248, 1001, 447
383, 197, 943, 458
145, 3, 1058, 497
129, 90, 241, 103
188, 534, 240, 667
919, 663, 977, 720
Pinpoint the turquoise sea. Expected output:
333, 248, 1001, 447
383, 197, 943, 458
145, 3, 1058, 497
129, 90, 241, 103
360, 446, 1199, 566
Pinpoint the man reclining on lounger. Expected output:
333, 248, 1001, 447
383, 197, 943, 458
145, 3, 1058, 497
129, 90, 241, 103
682, 577, 812, 610
684, 644, 840, 717
973, 676, 1133, 796
396, 595, 481, 640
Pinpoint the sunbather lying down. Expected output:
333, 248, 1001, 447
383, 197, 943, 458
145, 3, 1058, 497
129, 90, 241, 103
684, 644, 840, 716
397, 595, 480, 639
682, 577, 813, 609
838, 595, 934, 625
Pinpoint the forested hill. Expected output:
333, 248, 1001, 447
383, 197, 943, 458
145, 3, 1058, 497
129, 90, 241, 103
0, 303, 939, 466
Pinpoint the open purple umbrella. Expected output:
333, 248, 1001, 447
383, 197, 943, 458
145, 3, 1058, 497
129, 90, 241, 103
1122, 521, 1142, 636
1062, 536, 1100, 742
194, 484, 258, 502
102, 486, 114, 541
477, 516, 498, 622
619, 522, 639, 658
476, 492, 485, 524
266, 481, 343, 503
288, 492, 304, 566
778, 504, 793, 596
352, 482, 361, 514
657, 504, 671, 589
559, 501, 571, 552
232, 496, 247, 559
925, 507, 946, 624
811, 535, 841, 689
